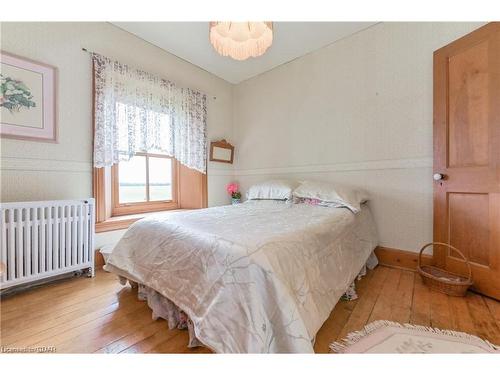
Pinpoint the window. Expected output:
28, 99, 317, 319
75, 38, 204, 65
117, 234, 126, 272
92, 53, 208, 232
112, 101, 178, 216
111, 152, 179, 216
94, 159, 206, 232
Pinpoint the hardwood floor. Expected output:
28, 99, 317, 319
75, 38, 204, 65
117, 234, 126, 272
1, 266, 498, 353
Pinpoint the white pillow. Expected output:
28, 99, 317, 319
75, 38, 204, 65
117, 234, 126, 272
246, 180, 299, 201
292, 180, 369, 213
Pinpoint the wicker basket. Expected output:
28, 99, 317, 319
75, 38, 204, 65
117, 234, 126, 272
417, 242, 473, 297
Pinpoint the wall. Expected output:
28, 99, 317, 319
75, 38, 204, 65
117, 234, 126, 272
232, 22, 485, 253
0, 22, 234, 248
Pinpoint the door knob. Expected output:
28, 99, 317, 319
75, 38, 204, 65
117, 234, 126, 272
433, 173, 445, 181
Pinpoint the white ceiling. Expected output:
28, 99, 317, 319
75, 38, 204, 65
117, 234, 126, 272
112, 22, 377, 84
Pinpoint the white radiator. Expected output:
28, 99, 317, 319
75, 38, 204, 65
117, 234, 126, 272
0, 199, 95, 290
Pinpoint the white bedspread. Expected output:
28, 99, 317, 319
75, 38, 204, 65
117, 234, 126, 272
105, 201, 379, 353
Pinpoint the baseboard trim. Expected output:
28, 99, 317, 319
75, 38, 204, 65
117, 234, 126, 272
375, 246, 433, 271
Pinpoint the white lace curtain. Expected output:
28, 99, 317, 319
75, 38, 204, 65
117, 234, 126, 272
92, 53, 207, 173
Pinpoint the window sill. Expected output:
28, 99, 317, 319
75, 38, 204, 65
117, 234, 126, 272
95, 209, 191, 233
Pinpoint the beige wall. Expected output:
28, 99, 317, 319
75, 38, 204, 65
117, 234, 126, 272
0, 22, 235, 247
232, 22, 485, 253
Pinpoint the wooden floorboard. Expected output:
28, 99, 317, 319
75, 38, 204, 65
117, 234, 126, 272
120, 328, 183, 353
390, 270, 415, 323
448, 294, 478, 336
409, 273, 431, 326
485, 298, 500, 324
429, 288, 454, 330
466, 293, 500, 344
95, 319, 167, 353
1, 266, 498, 353
331, 265, 389, 346
367, 267, 401, 324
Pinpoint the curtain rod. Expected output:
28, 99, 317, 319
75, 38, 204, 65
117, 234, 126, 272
81, 47, 216, 100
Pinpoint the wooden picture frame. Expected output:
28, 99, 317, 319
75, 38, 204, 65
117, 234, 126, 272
0, 51, 57, 142
209, 139, 234, 164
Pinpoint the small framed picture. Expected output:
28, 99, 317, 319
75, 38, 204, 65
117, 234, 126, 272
1, 51, 57, 142
209, 139, 234, 164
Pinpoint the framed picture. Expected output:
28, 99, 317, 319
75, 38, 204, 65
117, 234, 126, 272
209, 139, 234, 164
1, 51, 57, 142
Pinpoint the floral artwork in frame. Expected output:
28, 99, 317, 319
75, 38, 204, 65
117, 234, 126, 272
0, 51, 57, 142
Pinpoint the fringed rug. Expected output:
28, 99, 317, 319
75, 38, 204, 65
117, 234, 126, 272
330, 320, 499, 353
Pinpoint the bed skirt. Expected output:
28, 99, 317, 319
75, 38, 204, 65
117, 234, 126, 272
117, 251, 378, 351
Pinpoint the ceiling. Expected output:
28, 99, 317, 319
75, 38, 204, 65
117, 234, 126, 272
112, 22, 377, 84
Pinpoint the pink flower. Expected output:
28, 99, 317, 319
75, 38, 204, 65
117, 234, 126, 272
226, 183, 239, 195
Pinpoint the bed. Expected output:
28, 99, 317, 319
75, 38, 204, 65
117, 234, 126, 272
104, 200, 379, 353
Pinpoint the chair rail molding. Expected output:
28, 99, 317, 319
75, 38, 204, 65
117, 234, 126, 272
233, 157, 432, 176
1, 156, 92, 173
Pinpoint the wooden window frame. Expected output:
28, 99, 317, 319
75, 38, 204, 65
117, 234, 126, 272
94, 162, 207, 233
111, 152, 180, 216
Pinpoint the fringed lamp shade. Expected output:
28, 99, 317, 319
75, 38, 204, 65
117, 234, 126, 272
209, 22, 273, 61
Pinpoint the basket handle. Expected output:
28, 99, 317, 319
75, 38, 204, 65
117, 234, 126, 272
418, 242, 472, 282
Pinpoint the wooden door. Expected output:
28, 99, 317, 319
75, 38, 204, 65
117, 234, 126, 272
434, 23, 500, 300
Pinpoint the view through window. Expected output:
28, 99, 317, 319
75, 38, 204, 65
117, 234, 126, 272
117, 153, 174, 204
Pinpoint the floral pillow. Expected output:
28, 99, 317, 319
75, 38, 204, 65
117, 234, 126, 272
293, 197, 345, 208
293, 180, 369, 213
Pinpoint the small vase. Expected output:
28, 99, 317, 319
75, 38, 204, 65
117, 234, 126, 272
231, 198, 241, 205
